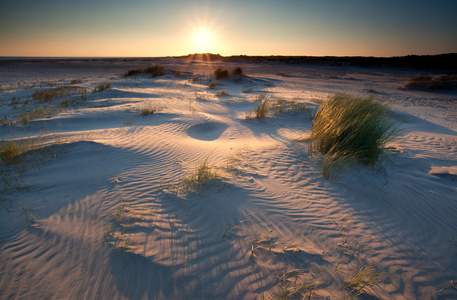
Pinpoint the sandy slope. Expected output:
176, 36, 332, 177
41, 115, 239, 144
0, 60, 456, 299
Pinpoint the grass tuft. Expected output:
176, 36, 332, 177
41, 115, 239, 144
403, 73, 457, 90
208, 82, 219, 89
123, 65, 165, 77
437, 280, 457, 295
308, 94, 397, 179
245, 95, 272, 120
70, 78, 83, 84
232, 67, 243, 75
139, 107, 155, 117
32, 87, 73, 103
245, 95, 311, 120
344, 265, 386, 299
173, 71, 185, 78
159, 155, 222, 194
0, 141, 21, 163
182, 157, 219, 193
92, 82, 111, 92
214, 67, 229, 79
216, 89, 230, 96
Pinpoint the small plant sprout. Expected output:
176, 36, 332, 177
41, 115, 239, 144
222, 218, 248, 239
123, 114, 132, 125
114, 204, 128, 225
250, 231, 275, 259
104, 225, 114, 242
117, 238, 132, 252
437, 280, 457, 295
21, 205, 36, 226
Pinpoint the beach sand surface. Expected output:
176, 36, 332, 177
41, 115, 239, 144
0, 58, 456, 299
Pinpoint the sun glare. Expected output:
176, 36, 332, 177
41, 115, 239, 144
194, 30, 212, 53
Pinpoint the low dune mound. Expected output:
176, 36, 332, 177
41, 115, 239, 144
187, 121, 229, 141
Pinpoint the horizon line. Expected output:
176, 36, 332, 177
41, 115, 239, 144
1, 52, 456, 60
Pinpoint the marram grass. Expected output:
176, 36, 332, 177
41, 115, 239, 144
309, 94, 397, 179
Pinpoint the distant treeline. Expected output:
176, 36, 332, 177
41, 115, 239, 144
186, 53, 457, 70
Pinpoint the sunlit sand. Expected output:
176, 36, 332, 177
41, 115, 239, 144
0, 57, 456, 299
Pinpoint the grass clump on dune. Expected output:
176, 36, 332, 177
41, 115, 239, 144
0, 141, 21, 164
214, 67, 229, 79
253, 95, 273, 119
245, 95, 310, 120
32, 87, 74, 103
245, 95, 272, 120
344, 265, 386, 299
216, 89, 230, 96
139, 108, 155, 116
92, 82, 111, 92
232, 67, 243, 75
182, 157, 220, 193
123, 65, 165, 77
402, 73, 457, 90
159, 156, 221, 194
309, 94, 397, 179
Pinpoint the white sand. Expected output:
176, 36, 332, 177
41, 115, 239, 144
0, 59, 456, 299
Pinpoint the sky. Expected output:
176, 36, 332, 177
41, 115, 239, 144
1, 0, 456, 57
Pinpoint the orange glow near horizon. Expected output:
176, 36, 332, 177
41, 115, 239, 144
1, 1, 456, 57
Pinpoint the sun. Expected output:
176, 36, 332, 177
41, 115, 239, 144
194, 30, 212, 53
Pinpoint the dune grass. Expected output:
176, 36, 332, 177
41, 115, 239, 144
344, 265, 386, 299
214, 67, 229, 79
173, 70, 185, 78
70, 78, 83, 84
244, 95, 272, 120
308, 94, 397, 179
32, 87, 74, 103
159, 156, 222, 194
216, 89, 230, 96
254, 96, 273, 119
123, 65, 165, 77
245, 95, 310, 120
138, 107, 156, 116
181, 157, 220, 193
92, 82, 111, 92
403, 73, 457, 90
0, 141, 22, 163
232, 67, 243, 75
437, 280, 457, 295
208, 82, 219, 89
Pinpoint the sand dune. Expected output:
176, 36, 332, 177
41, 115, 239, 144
1, 59, 456, 299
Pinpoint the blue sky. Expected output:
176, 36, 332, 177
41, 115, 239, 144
1, 0, 456, 57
